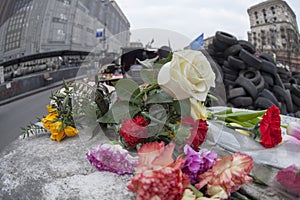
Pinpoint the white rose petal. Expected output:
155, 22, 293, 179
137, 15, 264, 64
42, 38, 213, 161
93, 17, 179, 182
157, 62, 190, 100
158, 50, 215, 101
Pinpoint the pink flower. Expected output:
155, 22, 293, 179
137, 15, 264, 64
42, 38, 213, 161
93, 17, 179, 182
276, 164, 300, 196
196, 152, 253, 197
128, 142, 190, 200
287, 122, 300, 140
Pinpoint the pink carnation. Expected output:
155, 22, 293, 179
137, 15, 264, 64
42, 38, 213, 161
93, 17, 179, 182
196, 152, 253, 197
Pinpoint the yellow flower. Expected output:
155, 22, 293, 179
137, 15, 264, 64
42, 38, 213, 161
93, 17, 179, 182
50, 130, 66, 142
64, 126, 78, 137
44, 112, 58, 121
48, 120, 62, 134
43, 120, 53, 130
46, 104, 56, 113
190, 98, 207, 120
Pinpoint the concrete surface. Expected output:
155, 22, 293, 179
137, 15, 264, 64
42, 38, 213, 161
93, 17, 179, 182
0, 127, 135, 200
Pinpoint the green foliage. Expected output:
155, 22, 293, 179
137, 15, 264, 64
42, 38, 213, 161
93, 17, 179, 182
115, 79, 139, 101
21, 121, 48, 139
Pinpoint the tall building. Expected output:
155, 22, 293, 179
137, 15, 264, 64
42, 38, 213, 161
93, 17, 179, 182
247, 0, 300, 70
0, 0, 130, 64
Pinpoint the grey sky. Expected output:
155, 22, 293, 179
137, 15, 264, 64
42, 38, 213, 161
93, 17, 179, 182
115, 0, 300, 49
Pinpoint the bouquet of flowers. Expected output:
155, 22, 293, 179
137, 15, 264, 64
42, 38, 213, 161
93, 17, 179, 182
87, 50, 255, 199
97, 50, 215, 151
41, 82, 78, 141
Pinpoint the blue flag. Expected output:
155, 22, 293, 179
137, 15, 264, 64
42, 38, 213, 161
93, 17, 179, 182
190, 33, 204, 50
96, 28, 104, 38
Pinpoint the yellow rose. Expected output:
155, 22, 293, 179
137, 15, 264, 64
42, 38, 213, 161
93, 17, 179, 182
50, 130, 66, 142
64, 126, 78, 137
158, 50, 215, 101
190, 98, 207, 120
42, 120, 53, 130
49, 120, 63, 133
44, 112, 58, 121
46, 104, 56, 113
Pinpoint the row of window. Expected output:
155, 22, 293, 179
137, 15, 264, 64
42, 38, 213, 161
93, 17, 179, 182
5, 41, 21, 52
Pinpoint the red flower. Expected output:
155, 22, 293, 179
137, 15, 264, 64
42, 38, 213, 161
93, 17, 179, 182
182, 117, 208, 151
259, 105, 282, 148
119, 116, 148, 147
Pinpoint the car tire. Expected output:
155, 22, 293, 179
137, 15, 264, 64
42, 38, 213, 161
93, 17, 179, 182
228, 56, 246, 70
236, 75, 258, 99
260, 60, 277, 75
230, 96, 253, 107
213, 37, 229, 52
227, 87, 247, 99
273, 85, 293, 113
239, 70, 261, 85
238, 40, 256, 54
224, 44, 242, 59
255, 97, 275, 109
215, 31, 238, 46
239, 49, 262, 69
259, 89, 280, 107
259, 52, 275, 64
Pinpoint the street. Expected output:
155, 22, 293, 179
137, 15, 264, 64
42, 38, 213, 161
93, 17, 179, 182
0, 86, 61, 152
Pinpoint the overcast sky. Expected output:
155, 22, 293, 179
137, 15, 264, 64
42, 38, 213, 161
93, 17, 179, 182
115, 0, 300, 50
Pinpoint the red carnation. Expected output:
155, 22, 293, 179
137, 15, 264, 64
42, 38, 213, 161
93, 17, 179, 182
120, 116, 148, 147
260, 105, 282, 148
182, 117, 208, 151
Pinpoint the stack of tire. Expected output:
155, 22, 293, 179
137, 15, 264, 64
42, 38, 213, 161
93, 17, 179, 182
206, 31, 300, 117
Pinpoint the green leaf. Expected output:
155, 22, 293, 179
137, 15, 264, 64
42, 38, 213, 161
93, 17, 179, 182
140, 69, 157, 84
146, 91, 173, 104
157, 131, 170, 137
175, 125, 191, 142
98, 101, 140, 123
174, 99, 191, 117
215, 110, 266, 122
115, 79, 140, 101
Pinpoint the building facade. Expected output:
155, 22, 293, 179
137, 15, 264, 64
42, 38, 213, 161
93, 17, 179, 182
0, 0, 130, 64
247, 0, 300, 70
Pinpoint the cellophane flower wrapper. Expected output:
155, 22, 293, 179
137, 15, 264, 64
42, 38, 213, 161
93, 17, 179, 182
206, 106, 300, 169
205, 106, 300, 198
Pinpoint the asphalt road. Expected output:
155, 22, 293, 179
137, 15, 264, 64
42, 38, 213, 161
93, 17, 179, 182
0, 86, 61, 152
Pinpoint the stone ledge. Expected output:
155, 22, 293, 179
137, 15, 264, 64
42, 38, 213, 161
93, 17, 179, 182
0, 129, 135, 200
1, 125, 298, 199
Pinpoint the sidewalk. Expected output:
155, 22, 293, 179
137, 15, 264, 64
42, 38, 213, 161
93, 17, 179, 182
0, 75, 87, 106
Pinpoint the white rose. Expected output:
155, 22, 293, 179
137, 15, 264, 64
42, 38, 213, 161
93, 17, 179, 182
157, 50, 215, 101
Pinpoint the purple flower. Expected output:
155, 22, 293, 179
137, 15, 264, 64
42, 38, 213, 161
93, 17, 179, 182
181, 144, 217, 184
86, 143, 138, 175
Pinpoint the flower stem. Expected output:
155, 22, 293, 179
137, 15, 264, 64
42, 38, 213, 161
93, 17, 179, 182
187, 184, 203, 198
133, 83, 160, 102
226, 125, 254, 132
